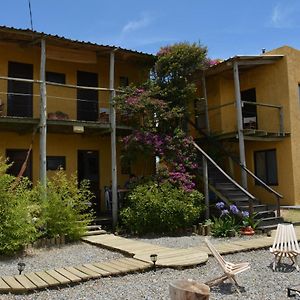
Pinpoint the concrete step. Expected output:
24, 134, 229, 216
83, 229, 107, 236
87, 225, 102, 230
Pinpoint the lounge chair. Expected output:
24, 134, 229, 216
270, 223, 300, 271
204, 238, 250, 294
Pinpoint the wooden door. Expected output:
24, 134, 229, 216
7, 62, 33, 117
77, 71, 98, 121
241, 88, 257, 129
78, 150, 100, 215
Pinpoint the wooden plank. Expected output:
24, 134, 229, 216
74, 266, 102, 279
119, 258, 151, 269
0, 277, 11, 292
25, 272, 48, 289
64, 267, 91, 280
15, 275, 37, 290
108, 260, 140, 272
92, 262, 122, 274
107, 261, 133, 272
35, 271, 60, 286
55, 268, 81, 283
2, 276, 25, 292
46, 270, 70, 285
82, 264, 110, 276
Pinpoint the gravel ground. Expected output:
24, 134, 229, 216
0, 242, 123, 277
0, 235, 298, 300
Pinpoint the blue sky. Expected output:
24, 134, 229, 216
1, 0, 300, 59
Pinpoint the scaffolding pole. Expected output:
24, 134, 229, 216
110, 50, 118, 228
39, 39, 47, 188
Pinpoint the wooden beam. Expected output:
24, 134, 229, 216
233, 61, 248, 190
39, 39, 47, 187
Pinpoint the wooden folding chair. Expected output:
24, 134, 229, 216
270, 223, 300, 271
204, 238, 250, 294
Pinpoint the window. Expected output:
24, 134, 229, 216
46, 72, 66, 84
119, 76, 129, 87
46, 156, 66, 171
254, 149, 278, 185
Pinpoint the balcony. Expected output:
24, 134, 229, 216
0, 77, 134, 136
205, 100, 290, 141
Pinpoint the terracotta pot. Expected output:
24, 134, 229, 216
241, 226, 255, 235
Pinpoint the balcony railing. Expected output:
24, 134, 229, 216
0, 75, 134, 129
199, 99, 287, 138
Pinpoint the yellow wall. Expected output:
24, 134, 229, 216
0, 40, 152, 211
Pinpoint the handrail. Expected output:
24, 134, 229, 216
242, 100, 282, 109
188, 118, 283, 200
192, 141, 256, 201
241, 165, 283, 198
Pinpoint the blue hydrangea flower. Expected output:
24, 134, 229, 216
221, 209, 229, 216
216, 202, 225, 210
242, 211, 249, 218
230, 204, 239, 215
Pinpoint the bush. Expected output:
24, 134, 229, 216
120, 181, 204, 234
0, 160, 37, 255
37, 171, 94, 241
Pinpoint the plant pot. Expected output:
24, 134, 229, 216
241, 226, 255, 236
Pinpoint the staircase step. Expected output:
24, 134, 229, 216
87, 225, 102, 230
254, 210, 276, 219
258, 217, 284, 227
83, 229, 107, 236
257, 223, 284, 232
239, 204, 268, 212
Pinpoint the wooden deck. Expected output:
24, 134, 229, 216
82, 234, 209, 268
0, 258, 151, 294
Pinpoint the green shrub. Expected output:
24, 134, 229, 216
120, 181, 204, 234
37, 171, 94, 241
0, 160, 37, 255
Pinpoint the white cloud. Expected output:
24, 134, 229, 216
269, 3, 299, 28
122, 13, 152, 33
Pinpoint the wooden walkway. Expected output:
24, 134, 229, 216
0, 257, 151, 294
82, 234, 209, 268
3, 227, 300, 294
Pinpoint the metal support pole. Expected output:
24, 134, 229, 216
233, 61, 247, 189
39, 39, 47, 188
201, 72, 210, 133
202, 156, 210, 219
110, 50, 118, 228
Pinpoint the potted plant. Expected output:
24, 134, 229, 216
240, 211, 260, 235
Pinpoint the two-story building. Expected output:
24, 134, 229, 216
195, 46, 300, 211
0, 26, 154, 218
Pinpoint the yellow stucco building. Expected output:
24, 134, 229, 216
195, 46, 300, 210
0, 26, 154, 217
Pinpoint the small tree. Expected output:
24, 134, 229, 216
116, 42, 208, 190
